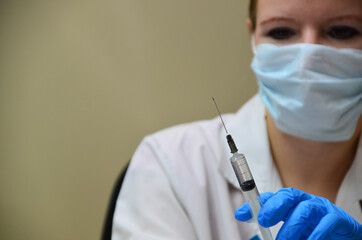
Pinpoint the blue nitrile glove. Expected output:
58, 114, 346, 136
235, 188, 362, 240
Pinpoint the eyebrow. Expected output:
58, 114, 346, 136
260, 17, 295, 26
330, 15, 362, 22
260, 15, 362, 26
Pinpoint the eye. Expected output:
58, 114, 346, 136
327, 26, 360, 40
267, 27, 296, 40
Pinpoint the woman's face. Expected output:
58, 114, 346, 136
251, 0, 362, 49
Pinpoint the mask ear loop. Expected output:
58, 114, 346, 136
251, 34, 257, 54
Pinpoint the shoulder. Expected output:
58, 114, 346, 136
135, 95, 264, 170
142, 115, 227, 165
126, 94, 268, 206
147, 95, 263, 149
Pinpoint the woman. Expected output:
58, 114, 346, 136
112, 0, 362, 239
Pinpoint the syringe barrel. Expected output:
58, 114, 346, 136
230, 153, 255, 191
243, 188, 273, 240
230, 152, 274, 240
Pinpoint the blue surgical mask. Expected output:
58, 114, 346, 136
251, 43, 362, 142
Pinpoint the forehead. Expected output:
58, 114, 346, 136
256, 0, 362, 22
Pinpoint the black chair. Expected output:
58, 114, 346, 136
101, 162, 130, 240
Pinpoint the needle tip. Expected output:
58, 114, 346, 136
211, 97, 229, 134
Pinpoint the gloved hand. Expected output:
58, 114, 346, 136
235, 188, 362, 240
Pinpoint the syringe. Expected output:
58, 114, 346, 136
212, 98, 273, 240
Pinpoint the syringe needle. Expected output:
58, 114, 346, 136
212, 97, 228, 134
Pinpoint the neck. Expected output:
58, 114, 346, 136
266, 111, 362, 203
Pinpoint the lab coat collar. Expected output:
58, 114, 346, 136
336, 132, 362, 221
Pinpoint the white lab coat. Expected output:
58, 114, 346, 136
112, 95, 362, 240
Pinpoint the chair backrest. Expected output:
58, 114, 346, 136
101, 162, 130, 240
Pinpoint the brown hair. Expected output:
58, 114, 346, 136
249, 0, 257, 30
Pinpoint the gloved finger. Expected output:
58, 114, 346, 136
259, 192, 275, 204
235, 202, 253, 221
235, 192, 274, 222
308, 213, 351, 240
258, 188, 313, 227
275, 199, 326, 240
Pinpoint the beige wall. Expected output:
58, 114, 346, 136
0, 1, 256, 239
